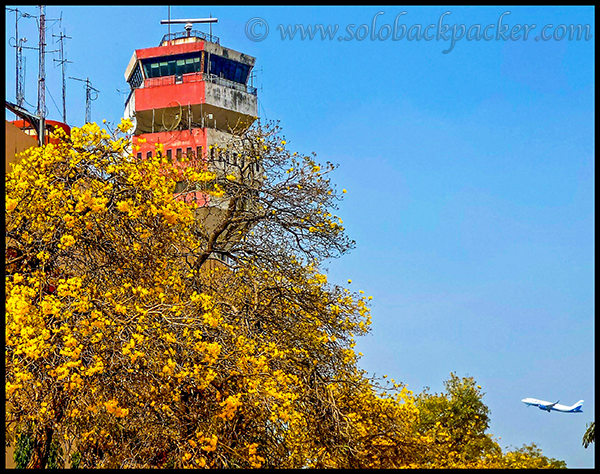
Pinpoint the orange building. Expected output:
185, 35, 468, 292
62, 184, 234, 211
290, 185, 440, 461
5, 118, 71, 173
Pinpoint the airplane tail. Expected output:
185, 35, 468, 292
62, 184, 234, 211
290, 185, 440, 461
569, 400, 584, 412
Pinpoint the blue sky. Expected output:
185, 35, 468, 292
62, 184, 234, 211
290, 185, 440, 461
5, 5, 594, 468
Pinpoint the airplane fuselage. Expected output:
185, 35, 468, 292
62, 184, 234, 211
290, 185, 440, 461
522, 398, 584, 413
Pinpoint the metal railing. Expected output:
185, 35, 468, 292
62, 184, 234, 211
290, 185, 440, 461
204, 74, 258, 96
160, 29, 219, 46
141, 72, 257, 96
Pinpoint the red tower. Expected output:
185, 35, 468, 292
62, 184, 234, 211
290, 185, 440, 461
123, 21, 258, 168
123, 21, 259, 265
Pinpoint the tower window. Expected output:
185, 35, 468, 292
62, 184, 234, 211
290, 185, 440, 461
208, 54, 251, 84
128, 62, 143, 89
142, 52, 203, 79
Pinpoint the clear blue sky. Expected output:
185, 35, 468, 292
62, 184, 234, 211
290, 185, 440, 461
5, 5, 594, 468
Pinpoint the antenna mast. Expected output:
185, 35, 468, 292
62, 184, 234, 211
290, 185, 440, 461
37, 5, 46, 119
7, 7, 36, 108
17, 39, 27, 108
53, 22, 72, 123
69, 77, 99, 124
36, 6, 60, 120
14, 8, 20, 105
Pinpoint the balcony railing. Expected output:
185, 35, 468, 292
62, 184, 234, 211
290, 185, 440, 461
141, 72, 258, 96
205, 74, 258, 96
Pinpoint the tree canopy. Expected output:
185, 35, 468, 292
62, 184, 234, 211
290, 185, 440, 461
5, 119, 566, 468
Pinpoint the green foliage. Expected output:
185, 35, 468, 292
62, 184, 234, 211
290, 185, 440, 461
47, 438, 65, 469
70, 452, 82, 469
582, 421, 595, 448
503, 443, 567, 469
415, 372, 499, 464
14, 428, 33, 469
413, 372, 569, 468
13, 422, 65, 469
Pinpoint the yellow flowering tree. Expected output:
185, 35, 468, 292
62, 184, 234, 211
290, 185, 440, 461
5, 119, 565, 469
186, 122, 353, 271
6, 119, 213, 468
5, 119, 384, 468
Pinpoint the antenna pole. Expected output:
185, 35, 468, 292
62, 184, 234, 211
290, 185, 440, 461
7, 8, 36, 109
69, 76, 99, 124
14, 8, 19, 107
37, 5, 46, 119
17, 38, 28, 108
85, 78, 91, 123
53, 24, 72, 123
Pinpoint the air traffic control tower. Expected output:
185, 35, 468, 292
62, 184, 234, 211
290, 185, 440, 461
123, 17, 258, 168
123, 18, 259, 268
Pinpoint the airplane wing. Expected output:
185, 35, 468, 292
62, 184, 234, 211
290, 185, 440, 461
539, 400, 560, 411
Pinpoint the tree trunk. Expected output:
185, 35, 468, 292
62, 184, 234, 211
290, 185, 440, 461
26, 425, 54, 469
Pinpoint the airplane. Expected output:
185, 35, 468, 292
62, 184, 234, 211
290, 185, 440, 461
521, 398, 584, 413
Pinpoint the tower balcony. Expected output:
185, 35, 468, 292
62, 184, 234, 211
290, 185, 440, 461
124, 72, 257, 136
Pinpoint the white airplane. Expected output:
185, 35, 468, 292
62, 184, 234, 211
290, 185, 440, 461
522, 398, 584, 413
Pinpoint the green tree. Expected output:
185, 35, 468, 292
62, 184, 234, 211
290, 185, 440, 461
414, 373, 567, 468
496, 443, 567, 469
414, 372, 500, 466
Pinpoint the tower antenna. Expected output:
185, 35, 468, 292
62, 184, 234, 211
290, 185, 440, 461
35, 5, 60, 119
69, 77, 99, 124
37, 5, 46, 118
7, 7, 37, 109
53, 20, 72, 123
160, 15, 218, 41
